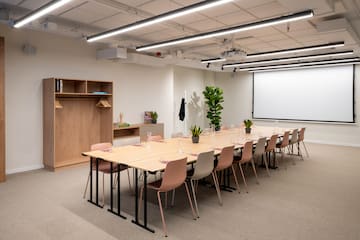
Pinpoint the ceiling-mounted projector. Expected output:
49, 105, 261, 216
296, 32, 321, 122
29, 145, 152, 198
221, 48, 247, 58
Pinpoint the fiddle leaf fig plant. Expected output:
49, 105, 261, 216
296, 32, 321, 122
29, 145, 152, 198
203, 86, 224, 131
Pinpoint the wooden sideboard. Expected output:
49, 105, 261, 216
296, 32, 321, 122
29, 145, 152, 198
113, 123, 164, 142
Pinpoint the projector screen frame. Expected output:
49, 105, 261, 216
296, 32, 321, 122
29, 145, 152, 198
251, 65, 356, 124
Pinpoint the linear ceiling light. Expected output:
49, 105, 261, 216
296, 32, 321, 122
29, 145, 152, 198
13, 0, 73, 28
136, 10, 314, 52
237, 57, 360, 71
87, 0, 233, 42
201, 58, 226, 63
223, 50, 353, 68
246, 41, 345, 59
249, 61, 360, 73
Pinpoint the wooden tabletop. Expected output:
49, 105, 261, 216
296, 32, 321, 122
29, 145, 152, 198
82, 126, 295, 172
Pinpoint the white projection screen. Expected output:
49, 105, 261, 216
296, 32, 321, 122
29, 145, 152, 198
253, 65, 355, 123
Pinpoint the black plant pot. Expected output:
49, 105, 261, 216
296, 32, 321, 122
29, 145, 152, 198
192, 136, 199, 143
245, 127, 251, 134
151, 119, 157, 124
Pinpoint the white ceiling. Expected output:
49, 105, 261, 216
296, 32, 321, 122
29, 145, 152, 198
1, 0, 360, 65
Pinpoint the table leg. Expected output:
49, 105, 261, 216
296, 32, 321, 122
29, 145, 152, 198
108, 162, 126, 219
88, 158, 103, 208
131, 169, 155, 233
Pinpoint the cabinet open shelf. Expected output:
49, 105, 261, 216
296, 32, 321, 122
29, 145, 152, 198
43, 78, 113, 171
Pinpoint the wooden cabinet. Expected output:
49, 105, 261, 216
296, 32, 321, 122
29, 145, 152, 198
43, 78, 113, 170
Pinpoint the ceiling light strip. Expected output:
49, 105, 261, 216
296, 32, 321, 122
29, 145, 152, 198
14, 0, 73, 28
237, 58, 360, 71
223, 50, 353, 68
249, 61, 360, 73
246, 41, 345, 59
136, 10, 314, 51
87, 0, 233, 42
201, 58, 226, 63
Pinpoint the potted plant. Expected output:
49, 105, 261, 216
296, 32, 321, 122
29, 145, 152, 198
244, 119, 253, 134
190, 125, 202, 143
150, 111, 158, 124
203, 86, 224, 131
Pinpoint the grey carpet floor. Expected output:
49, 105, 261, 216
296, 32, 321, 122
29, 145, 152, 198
0, 143, 360, 240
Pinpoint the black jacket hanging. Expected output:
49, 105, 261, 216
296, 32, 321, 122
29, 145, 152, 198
179, 98, 185, 121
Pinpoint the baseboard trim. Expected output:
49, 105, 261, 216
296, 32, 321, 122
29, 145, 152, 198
306, 139, 360, 148
6, 164, 44, 175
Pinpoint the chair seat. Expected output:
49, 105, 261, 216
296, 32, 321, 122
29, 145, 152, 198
94, 162, 128, 174
147, 179, 162, 190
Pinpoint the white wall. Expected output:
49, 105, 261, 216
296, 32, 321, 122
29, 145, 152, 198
1, 25, 174, 174
173, 66, 208, 135
215, 66, 360, 147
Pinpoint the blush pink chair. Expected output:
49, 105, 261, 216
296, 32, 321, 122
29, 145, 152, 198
276, 131, 290, 167
265, 134, 278, 168
212, 145, 239, 205
139, 157, 196, 237
83, 143, 131, 207
233, 141, 258, 193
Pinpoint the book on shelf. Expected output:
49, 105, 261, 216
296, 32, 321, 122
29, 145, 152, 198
55, 79, 63, 93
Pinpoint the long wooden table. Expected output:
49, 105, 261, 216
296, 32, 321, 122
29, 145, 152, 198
82, 126, 295, 233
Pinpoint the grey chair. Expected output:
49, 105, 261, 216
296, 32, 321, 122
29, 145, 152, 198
254, 137, 270, 177
187, 150, 215, 218
298, 128, 309, 158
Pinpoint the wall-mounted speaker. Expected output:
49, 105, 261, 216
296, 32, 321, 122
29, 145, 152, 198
22, 43, 37, 56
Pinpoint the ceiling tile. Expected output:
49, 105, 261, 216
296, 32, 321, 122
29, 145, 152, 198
19, 0, 50, 10
246, 27, 280, 37
275, 20, 315, 33
215, 9, 257, 26
246, 43, 278, 53
92, 13, 142, 29
139, 0, 182, 15
269, 39, 302, 49
172, 13, 207, 25
59, 1, 119, 24
0, 0, 23, 5
233, 0, 277, 10
200, 2, 241, 18
188, 18, 225, 32
258, 33, 289, 42
113, 0, 153, 7
246, 1, 290, 19
171, 0, 201, 6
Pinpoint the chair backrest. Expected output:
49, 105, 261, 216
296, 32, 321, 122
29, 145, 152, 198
191, 151, 214, 180
240, 141, 253, 164
280, 131, 290, 148
159, 157, 187, 192
266, 134, 278, 152
91, 142, 112, 151
254, 137, 267, 157
290, 129, 298, 144
298, 128, 305, 141
147, 135, 163, 142
215, 145, 235, 171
